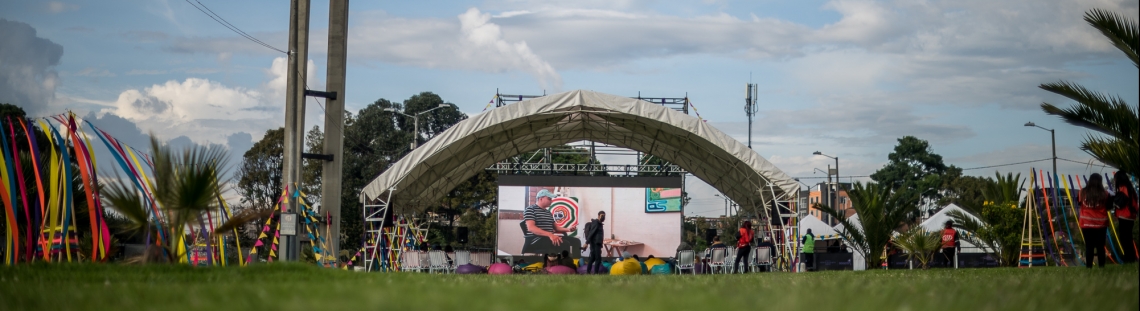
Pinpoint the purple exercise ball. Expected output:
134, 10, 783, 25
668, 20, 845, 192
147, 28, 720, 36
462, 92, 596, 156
546, 265, 576, 275
488, 263, 513, 275
577, 264, 609, 274
456, 264, 486, 274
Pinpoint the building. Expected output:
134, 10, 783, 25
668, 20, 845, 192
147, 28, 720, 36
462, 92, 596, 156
804, 182, 852, 227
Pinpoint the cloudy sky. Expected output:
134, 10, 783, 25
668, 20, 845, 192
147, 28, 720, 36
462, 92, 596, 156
2, 0, 1137, 217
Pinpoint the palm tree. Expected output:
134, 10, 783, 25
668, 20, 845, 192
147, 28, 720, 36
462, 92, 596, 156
817, 182, 918, 270
1040, 9, 1138, 177
892, 226, 943, 269
102, 135, 229, 263
947, 172, 1026, 266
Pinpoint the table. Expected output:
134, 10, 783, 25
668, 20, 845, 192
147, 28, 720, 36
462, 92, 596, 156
602, 239, 643, 257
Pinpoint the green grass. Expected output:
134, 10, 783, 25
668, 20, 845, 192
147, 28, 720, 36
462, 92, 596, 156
1, 264, 1136, 311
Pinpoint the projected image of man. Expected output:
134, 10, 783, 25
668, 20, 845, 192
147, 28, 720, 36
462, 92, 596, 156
522, 189, 580, 254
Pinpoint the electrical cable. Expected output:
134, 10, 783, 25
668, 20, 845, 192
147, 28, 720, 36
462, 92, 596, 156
182, 0, 287, 54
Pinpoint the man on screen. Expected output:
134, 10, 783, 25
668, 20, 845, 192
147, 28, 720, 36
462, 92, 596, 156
521, 189, 581, 255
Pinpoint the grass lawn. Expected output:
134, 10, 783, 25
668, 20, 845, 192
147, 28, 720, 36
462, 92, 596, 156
1, 264, 1136, 311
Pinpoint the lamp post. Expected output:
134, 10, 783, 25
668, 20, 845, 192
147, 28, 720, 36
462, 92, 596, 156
1024, 122, 1057, 185
813, 151, 839, 214
385, 104, 453, 150
715, 194, 730, 217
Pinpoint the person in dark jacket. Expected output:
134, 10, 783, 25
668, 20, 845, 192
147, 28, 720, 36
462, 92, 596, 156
583, 211, 606, 274
1112, 171, 1137, 263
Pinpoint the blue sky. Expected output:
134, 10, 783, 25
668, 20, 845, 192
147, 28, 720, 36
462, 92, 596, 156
2, 0, 1137, 216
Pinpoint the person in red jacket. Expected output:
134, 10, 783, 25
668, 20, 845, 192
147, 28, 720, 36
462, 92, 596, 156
1079, 173, 1111, 268
941, 220, 959, 268
732, 221, 754, 274
1112, 171, 1137, 263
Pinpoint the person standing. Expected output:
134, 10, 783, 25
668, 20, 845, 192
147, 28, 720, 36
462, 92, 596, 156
1079, 173, 1111, 268
941, 220, 959, 268
583, 211, 606, 274
1112, 171, 1137, 263
732, 221, 753, 273
801, 229, 816, 271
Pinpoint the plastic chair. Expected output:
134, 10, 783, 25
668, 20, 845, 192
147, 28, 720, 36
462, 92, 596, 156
709, 248, 727, 274
400, 251, 423, 272
427, 250, 451, 273
752, 247, 772, 272
675, 250, 696, 275
470, 252, 492, 267
724, 248, 737, 273
455, 250, 472, 266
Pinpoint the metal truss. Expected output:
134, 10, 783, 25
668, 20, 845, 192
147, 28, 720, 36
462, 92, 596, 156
486, 162, 686, 176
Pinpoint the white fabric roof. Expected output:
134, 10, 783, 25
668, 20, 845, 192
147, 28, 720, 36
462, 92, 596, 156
919, 203, 983, 252
799, 215, 840, 239
360, 90, 799, 212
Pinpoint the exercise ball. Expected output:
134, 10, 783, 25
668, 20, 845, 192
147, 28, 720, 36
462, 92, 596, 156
456, 264, 486, 274
577, 263, 609, 274
488, 263, 513, 275
546, 265, 576, 275
644, 257, 666, 270
609, 259, 642, 275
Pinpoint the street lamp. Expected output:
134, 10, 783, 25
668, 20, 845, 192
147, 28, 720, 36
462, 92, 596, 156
714, 194, 731, 217
384, 104, 453, 149
1024, 122, 1057, 186
813, 151, 839, 213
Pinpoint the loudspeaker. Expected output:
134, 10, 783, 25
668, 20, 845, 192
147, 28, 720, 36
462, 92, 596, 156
456, 227, 469, 244
705, 228, 717, 243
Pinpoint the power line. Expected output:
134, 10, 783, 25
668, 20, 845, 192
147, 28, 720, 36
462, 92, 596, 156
960, 158, 1051, 171
1058, 157, 1111, 168
182, 0, 288, 54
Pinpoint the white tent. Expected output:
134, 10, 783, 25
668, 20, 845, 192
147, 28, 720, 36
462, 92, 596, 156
919, 203, 984, 253
799, 215, 840, 239
359, 90, 799, 212
829, 214, 865, 271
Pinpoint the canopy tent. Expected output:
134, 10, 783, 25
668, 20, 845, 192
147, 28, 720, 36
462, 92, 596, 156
918, 203, 984, 253
831, 214, 865, 270
359, 90, 799, 214
799, 215, 841, 240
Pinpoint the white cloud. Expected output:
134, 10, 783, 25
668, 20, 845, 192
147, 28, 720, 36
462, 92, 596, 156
99, 57, 319, 143
70, 67, 116, 77
47, 1, 79, 14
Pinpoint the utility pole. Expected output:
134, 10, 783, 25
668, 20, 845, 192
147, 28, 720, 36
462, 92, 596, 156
322, 0, 349, 263
281, 0, 311, 261
745, 83, 758, 149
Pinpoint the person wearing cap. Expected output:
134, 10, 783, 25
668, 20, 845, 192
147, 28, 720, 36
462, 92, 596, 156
521, 189, 580, 255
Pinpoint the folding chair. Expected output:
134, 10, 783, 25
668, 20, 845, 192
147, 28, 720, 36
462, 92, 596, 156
427, 250, 451, 273
400, 251, 424, 272
724, 248, 737, 273
675, 250, 696, 275
455, 250, 472, 266
752, 247, 772, 272
709, 248, 727, 274
471, 252, 492, 268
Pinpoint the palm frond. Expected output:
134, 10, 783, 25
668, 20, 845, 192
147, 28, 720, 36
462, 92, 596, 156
1081, 135, 1139, 176
1040, 81, 1137, 139
100, 170, 150, 234
213, 207, 274, 236
1085, 8, 1139, 67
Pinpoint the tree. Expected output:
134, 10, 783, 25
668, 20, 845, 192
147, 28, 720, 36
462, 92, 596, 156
1040, 9, 1138, 179
938, 166, 989, 209
236, 128, 284, 211
398, 92, 466, 144
302, 125, 323, 202
817, 181, 918, 270
870, 136, 954, 220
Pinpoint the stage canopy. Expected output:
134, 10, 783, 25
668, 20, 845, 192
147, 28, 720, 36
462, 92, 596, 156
359, 90, 798, 213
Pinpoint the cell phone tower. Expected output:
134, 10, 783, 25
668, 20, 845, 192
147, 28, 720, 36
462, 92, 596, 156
745, 83, 758, 149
